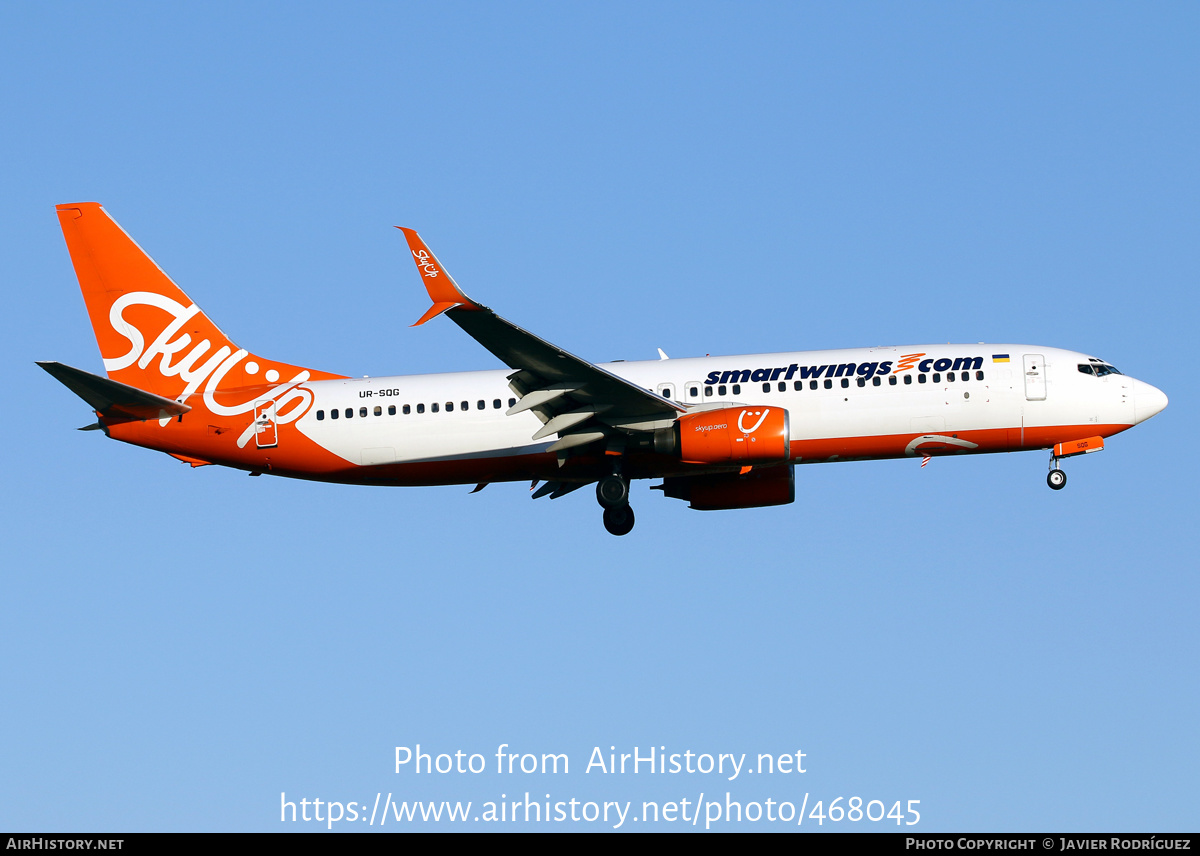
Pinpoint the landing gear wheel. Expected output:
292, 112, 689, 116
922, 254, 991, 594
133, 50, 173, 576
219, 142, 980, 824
1047, 469, 1067, 490
596, 475, 630, 509
603, 505, 635, 536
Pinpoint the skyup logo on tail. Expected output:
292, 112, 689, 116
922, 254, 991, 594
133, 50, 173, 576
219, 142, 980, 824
105, 291, 314, 444
702, 355, 984, 386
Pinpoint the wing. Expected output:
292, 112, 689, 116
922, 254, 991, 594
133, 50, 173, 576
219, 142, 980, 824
398, 228, 684, 455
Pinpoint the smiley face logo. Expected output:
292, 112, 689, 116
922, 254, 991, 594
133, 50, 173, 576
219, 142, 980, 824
737, 409, 770, 435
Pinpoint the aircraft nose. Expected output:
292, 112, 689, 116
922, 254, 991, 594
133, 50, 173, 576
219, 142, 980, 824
1133, 379, 1168, 424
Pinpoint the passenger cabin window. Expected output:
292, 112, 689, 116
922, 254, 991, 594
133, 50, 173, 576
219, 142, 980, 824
824, 379, 832, 389
461, 401, 469, 411
493, 399, 502, 409
508, 398, 516, 407
932, 373, 940, 383
446, 402, 454, 412
763, 383, 771, 393
810, 380, 818, 390
403, 404, 411, 414
778, 382, 786, 392
317, 410, 325, 420
718, 385, 727, 396
976, 370, 984, 380
689, 386, 699, 397
388, 405, 396, 415
794, 381, 803, 391
331, 409, 339, 419
374, 406, 382, 416
873, 376, 882, 386
432, 403, 439, 413
417, 403, 425, 413
345, 408, 353, 418
359, 407, 368, 417
856, 377, 866, 387
918, 375, 927, 384
841, 378, 849, 388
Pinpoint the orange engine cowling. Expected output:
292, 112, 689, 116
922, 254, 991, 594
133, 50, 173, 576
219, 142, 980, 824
676, 406, 790, 464
656, 465, 795, 510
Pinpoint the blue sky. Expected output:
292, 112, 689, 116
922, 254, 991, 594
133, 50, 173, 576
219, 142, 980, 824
2, 3, 1196, 831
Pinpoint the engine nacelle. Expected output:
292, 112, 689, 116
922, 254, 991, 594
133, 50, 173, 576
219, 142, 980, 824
656, 465, 795, 510
675, 406, 790, 465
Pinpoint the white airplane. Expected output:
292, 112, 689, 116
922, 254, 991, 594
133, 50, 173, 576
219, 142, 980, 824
41, 203, 1168, 535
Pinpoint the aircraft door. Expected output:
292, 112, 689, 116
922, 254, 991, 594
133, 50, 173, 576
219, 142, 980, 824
657, 383, 676, 402
1023, 354, 1046, 401
684, 381, 702, 404
254, 400, 278, 448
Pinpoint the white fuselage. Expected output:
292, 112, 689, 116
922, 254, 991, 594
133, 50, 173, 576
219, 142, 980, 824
294, 344, 1164, 477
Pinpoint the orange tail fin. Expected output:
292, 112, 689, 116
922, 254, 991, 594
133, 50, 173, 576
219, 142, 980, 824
56, 203, 343, 407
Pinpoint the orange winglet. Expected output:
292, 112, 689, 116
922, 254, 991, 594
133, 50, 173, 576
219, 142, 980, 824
396, 227, 479, 326
412, 301, 463, 327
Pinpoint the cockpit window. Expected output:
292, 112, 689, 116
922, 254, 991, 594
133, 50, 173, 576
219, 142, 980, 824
1095, 364, 1121, 376
1078, 364, 1095, 376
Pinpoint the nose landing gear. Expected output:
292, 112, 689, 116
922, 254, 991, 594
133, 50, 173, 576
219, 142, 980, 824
597, 474, 634, 535
1045, 435, 1104, 490
1047, 450, 1067, 490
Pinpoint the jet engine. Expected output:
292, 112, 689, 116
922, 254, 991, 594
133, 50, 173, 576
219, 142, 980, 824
651, 406, 791, 465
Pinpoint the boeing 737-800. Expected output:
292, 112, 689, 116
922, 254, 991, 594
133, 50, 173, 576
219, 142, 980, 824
41, 203, 1168, 535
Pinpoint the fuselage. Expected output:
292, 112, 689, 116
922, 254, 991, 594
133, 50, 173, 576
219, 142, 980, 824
106, 342, 1167, 486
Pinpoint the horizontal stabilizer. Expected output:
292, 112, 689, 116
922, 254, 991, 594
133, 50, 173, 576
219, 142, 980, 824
37, 361, 191, 422
168, 453, 213, 467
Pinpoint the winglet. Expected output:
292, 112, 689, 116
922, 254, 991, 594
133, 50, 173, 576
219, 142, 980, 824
397, 227, 480, 326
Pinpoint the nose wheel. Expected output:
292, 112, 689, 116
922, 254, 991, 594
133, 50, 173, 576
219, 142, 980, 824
1047, 451, 1067, 491
597, 474, 634, 535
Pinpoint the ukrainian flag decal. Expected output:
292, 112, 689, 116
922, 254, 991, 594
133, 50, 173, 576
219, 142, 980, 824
992, 354, 1010, 363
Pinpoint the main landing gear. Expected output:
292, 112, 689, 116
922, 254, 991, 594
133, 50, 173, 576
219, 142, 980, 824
603, 505, 635, 536
597, 474, 634, 536
1047, 454, 1067, 491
